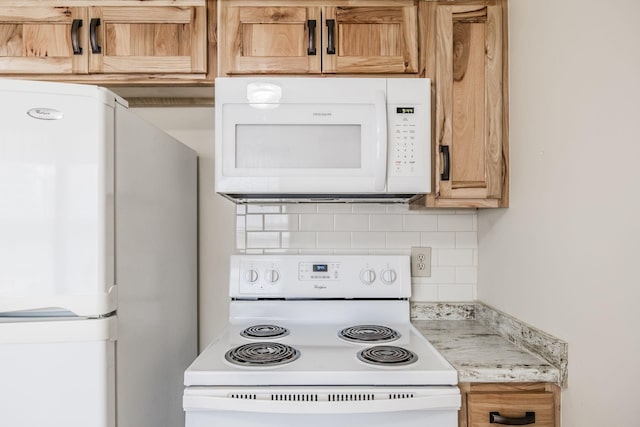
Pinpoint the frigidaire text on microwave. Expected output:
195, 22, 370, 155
214, 77, 431, 203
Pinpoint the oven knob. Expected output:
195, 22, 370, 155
381, 269, 397, 285
244, 269, 259, 283
265, 269, 280, 283
360, 269, 376, 285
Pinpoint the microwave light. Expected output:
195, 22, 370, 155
247, 83, 282, 109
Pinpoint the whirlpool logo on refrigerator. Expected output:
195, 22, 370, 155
27, 108, 64, 120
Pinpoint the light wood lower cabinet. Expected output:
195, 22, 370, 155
459, 383, 560, 427
218, 0, 419, 75
423, 0, 509, 208
0, 1, 209, 85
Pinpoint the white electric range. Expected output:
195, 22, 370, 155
184, 255, 460, 427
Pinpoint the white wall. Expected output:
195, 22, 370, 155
478, 0, 640, 425
132, 107, 235, 348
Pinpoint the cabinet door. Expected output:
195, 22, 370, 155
88, 6, 207, 74
220, 5, 321, 74
323, 4, 418, 74
429, 1, 507, 207
467, 392, 555, 427
0, 7, 88, 75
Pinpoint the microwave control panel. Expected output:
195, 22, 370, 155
390, 106, 420, 176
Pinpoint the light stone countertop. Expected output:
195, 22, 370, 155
411, 303, 567, 387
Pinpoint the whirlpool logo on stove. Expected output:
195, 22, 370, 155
27, 108, 64, 120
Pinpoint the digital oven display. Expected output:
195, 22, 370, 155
396, 107, 415, 114
312, 264, 328, 272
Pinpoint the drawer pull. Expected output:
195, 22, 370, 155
490, 411, 536, 425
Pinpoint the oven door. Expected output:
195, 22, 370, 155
215, 94, 388, 195
184, 386, 460, 427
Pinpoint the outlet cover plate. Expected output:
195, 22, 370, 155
411, 247, 432, 277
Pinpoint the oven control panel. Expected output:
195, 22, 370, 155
229, 255, 411, 299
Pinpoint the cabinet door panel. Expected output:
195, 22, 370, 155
0, 7, 88, 75
432, 2, 504, 204
467, 392, 555, 427
324, 5, 418, 74
89, 6, 206, 74
221, 6, 321, 74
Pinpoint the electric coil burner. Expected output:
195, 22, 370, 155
184, 255, 461, 427
357, 345, 418, 366
240, 324, 289, 339
339, 325, 400, 343
224, 342, 300, 367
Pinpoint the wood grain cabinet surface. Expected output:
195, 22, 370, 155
460, 383, 560, 427
423, 0, 509, 208
0, 1, 209, 85
218, 0, 419, 75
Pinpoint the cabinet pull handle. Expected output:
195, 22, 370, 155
440, 145, 450, 181
90, 18, 102, 54
307, 20, 317, 55
71, 19, 83, 55
490, 411, 536, 425
326, 19, 336, 55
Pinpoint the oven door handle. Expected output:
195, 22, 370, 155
373, 89, 388, 192
183, 393, 460, 414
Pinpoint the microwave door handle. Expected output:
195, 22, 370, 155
373, 90, 388, 192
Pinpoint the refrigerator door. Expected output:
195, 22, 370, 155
0, 316, 117, 427
0, 79, 117, 316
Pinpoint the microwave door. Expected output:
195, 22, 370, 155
219, 102, 384, 194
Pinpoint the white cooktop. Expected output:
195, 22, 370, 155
185, 300, 457, 387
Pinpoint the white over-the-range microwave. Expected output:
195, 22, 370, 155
214, 77, 431, 203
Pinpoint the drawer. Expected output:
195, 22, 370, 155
467, 392, 555, 427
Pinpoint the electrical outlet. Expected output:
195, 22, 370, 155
411, 247, 432, 277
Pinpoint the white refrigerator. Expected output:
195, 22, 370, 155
0, 79, 198, 427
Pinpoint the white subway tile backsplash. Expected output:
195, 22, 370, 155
404, 214, 438, 231
317, 204, 353, 213
420, 232, 455, 248
438, 284, 474, 301
245, 215, 263, 231
234, 203, 477, 302
351, 204, 387, 213
351, 232, 386, 249
300, 214, 334, 231
438, 214, 474, 231
455, 232, 478, 248
386, 232, 421, 248
370, 214, 403, 231
411, 284, 439, 301
264, 214, 299, 231
317, 232, 351, 248
281, 232, 316, 249
455, 266, 478, 284
437, 249, 474, 266
246, 232, 280, 249
334, 214, 369, 231
247, 205, 281, 214
281, 204, 318, 213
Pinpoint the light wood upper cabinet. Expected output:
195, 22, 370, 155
89, 6, 207, 74
219, 0, 419, 76
0, 7, 88, 75
424, 0, 509, 208
0, 1, 209, 84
